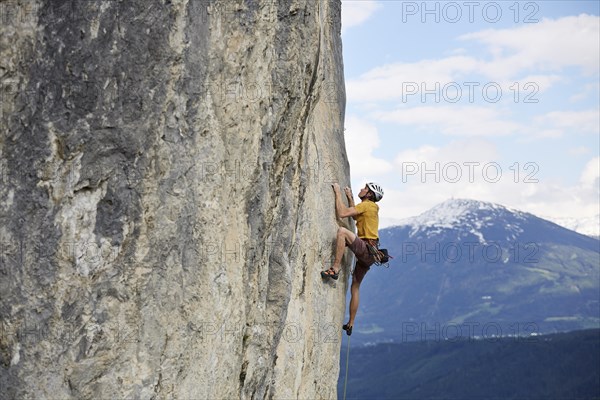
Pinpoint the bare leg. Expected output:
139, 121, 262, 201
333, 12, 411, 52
347, 278, 360, 327
332, 227, 356, 273
346, 264, 368, 328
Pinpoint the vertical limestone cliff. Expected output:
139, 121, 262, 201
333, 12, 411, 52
0, 0, 350, 398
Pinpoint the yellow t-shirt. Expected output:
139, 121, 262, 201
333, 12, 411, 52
353, 200, 379, 239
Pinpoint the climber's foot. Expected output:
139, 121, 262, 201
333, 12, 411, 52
342, 324, 353, 336
321, 268, 339, 280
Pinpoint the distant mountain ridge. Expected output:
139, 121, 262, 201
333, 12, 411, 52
395, 198, 527, 234
547, 214, 600, 239
348, 198, 600, 344
391, 198, 598, 250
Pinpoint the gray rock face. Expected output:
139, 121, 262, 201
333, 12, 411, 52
1, 1, 350, 398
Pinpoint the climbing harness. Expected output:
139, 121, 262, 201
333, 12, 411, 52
365, 238, 393, 267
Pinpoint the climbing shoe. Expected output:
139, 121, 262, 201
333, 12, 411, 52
342, 324, 353, 336
321, 268, 339, 280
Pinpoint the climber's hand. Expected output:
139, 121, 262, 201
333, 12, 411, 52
344, 187, 352, 197
332, 183, 341, 192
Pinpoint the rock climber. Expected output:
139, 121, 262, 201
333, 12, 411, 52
322, 182, 384, 336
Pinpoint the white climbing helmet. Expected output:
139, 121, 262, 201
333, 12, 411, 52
366, 182, 384, 202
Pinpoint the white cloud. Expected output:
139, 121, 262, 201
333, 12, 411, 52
520, 129, 564, 141
570, 82, 600, 103
378, 187, 448, 228
580, 156, 600, 187
341, 0, 382, 33
534, 110, 600, 135
568, 146, 591, 156
376, 152, 600, 229
394, 145, 441, 166
373, 106, 522, 137
346, 15, 599, 104
347, 70, 561, 105
460, 15, 600, 78
344, 115, 393, 180
375, 140, 504, 227
504, 74, 562, 95
394, 140, 498, 166
370, 106, 598, 140
509, 184, 599, 226
347, 56, 481, 103
516, 109, 600, 142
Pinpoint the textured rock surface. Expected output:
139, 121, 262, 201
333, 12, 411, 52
0, 0, 350, 398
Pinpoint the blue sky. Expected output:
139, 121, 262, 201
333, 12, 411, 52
340, 1, 600, 232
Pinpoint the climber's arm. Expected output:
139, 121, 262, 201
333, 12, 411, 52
332, 183, 359, 218
344, 187, 355, 208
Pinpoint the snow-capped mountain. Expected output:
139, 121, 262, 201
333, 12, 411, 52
388, 198, 598, 251
547, 215, 600, 239
349, 198, 600, 345
394, 198, 528, 243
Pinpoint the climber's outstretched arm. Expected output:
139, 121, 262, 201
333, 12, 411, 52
332, 183, 358, 219
344, 186, 355, 208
